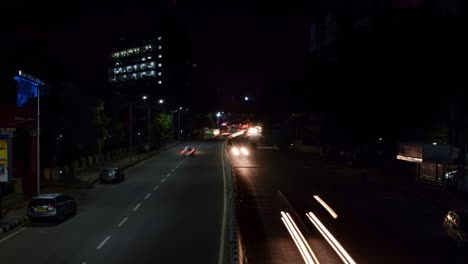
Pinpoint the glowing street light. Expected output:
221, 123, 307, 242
216, 112, 221, 117
158, 99, 164, 104
244, 96, 249, 101
142, 95, 148, 100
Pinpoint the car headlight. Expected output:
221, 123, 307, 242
231, 147, 240, 156
240, 147, 249, 155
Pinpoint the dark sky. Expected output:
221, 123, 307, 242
1, 1, 311, 103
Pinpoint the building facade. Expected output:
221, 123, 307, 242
109, 35, 164, 95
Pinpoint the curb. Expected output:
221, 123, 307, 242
0, 215, 29, 236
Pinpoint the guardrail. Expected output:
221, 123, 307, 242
221, 140, 248, 264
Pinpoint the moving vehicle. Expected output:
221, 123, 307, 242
443, 209, 468, 247
99, 167, 126, 183
181, 146, 196, 157
27, 193, 77, 222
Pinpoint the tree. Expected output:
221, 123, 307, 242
153, 113, 172, 139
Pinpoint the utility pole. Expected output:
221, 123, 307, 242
129, 104, 132, 161
148, 103, 151, 147
37, 86, 40, 195
171, 110, 174, 142
178, 110, 181, 140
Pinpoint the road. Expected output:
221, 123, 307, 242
0, 141, 225, 264
232, 135, 468, 264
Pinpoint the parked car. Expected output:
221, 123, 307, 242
181, 146, 196, 157
27, 193, 77, 222
99, 167, 125, 183
443, 209, 468, 247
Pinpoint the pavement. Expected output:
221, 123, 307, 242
232, 136, 468, 264
0, 140, 225, 264
0, 141, 182, 238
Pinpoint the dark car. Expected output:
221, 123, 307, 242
443, 209, 468, 247
27, 193, 77, 222
181, 146, 196, 157
99, 167, 125, 183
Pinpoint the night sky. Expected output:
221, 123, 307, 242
1, 1, 311, 104
1, 0, 464, 130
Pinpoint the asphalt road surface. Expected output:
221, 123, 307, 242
232, 136, 468, 264
0, 141, 224, 264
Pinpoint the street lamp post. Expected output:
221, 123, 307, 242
37, 86, 40, 195
179, 107, 182, 140
142, 96, 151, 147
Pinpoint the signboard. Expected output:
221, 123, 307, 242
0, 134, 11, 182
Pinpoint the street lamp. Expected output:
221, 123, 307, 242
142, 96, 151, 147
244, 96, 249, 101
216, 112, 221, 128
159, 99, 164, 104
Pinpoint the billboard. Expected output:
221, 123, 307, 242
0, 134, 11, 182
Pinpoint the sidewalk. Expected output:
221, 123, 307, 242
0, 140, 181, 236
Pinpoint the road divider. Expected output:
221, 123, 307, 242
306, 212, 355, 264
281, 211, 320, 264
154, 185, 159, 190
313, 195, 338, 219
145, 193, 151, 200
161, 179, 166, 183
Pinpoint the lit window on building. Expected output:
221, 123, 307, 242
142, 57, 146, 61
150, 71, 155, 76
158, 80, 162, 84
131, 73, 137, 80
140, 63, 146, 70
158, 63, 162, 67
148, 56, 152, 59
158, 36, 162, 41
158, 72, 162, 76
158, 54, 162, 58
149, 62, 155, 68
126, 66, 132, 72
158, 45, 162, 49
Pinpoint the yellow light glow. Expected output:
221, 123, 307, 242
231, 147, 240, 156
396, 155, 422, 163
307, 212, 356, 264
313, 195, 338, 219
240, 147, 249, 155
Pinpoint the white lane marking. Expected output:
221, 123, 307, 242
117, 217, 128, 227
145, 193, 151, 200
133, 203, 141, 211
171, 169, 175, 173
96, 235, 111, 249
0, 227, 27, 244
160, 179, 166, 183
218, 144, 228, 264
314, 195, 338, 219
166, 173, 171, 177
154, 185, 159, 190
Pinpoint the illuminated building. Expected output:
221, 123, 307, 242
108, 35, 164, 94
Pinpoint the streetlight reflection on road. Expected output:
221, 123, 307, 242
306, 212, 356, 264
